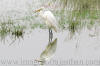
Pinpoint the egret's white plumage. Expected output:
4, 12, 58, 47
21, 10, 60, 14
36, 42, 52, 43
35, 7, 58, 42
35, 7, 58, 32
40, 11, 58, 32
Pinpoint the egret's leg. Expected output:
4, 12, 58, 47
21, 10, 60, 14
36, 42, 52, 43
51, 30, 53, 42
49, 28, 51, 43
49, 28, 53, 43
50, 29, 52, 43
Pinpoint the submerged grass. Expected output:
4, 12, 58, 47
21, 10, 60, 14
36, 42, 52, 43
0, 21, 13, 42
56, 9, 100, 38
11, 25, 25, 39
0, 10, 100, 42
0, 18, 26, 44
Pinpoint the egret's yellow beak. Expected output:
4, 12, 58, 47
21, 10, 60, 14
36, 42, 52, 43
34, 8, 42, 13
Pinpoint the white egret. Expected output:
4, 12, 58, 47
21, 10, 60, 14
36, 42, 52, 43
35, 38, 57, 65
34, 7, 58, 43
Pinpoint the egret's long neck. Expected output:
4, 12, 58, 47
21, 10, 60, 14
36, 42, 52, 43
39, 11, 44, 18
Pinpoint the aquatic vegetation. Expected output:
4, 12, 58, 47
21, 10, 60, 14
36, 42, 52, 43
11, 29, 24, 38
9, 25, 26, 45
0, 21, 13, 42
11, 25, 25, 38
0, 0, 100, 43
0, 17, 26, 43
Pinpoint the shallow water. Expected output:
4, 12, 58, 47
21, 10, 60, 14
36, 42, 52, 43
0, 28, 100, 66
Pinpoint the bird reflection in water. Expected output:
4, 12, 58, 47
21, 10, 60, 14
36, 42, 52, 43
35, 38, 57, 65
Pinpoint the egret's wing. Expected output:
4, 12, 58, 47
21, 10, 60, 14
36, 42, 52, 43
44, 11, 59, 32
40, 38, 57, 60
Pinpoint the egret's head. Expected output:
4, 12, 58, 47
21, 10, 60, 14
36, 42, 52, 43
34, 2, 52, 13
34, 7, 45, 13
